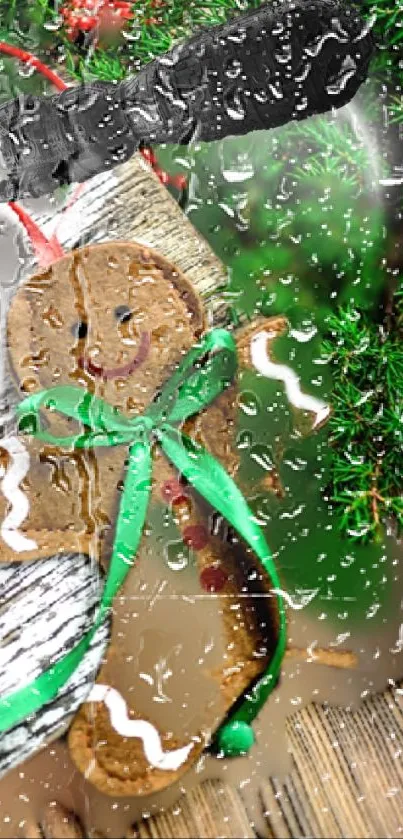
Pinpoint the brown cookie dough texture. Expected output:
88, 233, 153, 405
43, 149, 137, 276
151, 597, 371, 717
3, 240, 284, 799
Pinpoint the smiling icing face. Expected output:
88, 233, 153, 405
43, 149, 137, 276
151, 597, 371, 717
7, 242, 205, 414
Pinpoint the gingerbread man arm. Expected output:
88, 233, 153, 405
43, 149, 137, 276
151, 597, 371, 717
234, 314, 330, 430
233, 315, 288, 371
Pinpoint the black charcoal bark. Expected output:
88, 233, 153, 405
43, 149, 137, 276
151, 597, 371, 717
0, 0, 375, 201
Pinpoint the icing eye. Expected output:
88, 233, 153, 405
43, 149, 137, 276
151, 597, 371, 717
114, 305, 133, 324
71, 321, 88, 340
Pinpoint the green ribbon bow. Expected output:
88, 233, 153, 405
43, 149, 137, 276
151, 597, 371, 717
0, 328, 286, 756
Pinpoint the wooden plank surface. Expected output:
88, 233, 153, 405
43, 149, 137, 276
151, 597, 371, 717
129, 685, 403, 839
0, 154, 402, 838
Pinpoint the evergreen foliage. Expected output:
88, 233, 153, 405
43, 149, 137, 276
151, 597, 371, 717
322, 289, 403, 542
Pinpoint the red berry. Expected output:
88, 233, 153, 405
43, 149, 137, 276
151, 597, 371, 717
160, 479, 188, 505
61, 0, 133, 39
183, 524, 209, 551
200, 566, 228, 593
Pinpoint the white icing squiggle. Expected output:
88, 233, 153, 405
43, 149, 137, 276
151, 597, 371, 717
0, 436, 37, 552
87, 684, 194, 771
250, 331, 330, 428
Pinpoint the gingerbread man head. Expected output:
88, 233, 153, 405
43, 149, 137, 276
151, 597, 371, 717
8, 241, 205, 412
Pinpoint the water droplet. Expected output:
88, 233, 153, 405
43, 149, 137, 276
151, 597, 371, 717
122, 28, 141, 42
274, 587, 319, 610
225, 58, 242, 79
250, 443, 273, 471
222, 163, 254, 183
238, 390, 261, 417
43, 16, 63, 31
326, 55, 358, 96
224, 86, 246, 121
289, 326, 318, 343
164, 540, 189, 572
18, 62, 36, 78
236, 429, 252, 450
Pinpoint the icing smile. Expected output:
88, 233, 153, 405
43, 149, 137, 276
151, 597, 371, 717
79, 331, 150, 380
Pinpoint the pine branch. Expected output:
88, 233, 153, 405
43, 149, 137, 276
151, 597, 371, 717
322, 290, 403, 543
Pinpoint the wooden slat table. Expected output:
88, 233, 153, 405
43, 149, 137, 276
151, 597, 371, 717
0, 154, 402, 838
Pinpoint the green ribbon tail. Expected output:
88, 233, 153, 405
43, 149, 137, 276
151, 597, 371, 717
158, 425, 287, 725
0, 621, 101, 732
